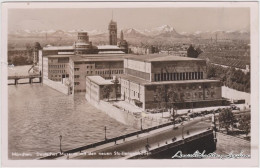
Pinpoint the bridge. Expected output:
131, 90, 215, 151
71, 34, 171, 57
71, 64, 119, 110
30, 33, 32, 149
8, 73, 42, 85
39, 116, 216, 160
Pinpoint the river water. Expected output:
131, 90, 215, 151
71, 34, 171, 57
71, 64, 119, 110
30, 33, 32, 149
8, 66, 137, 159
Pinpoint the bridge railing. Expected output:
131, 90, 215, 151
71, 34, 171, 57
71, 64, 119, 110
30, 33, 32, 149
128, 129, 214, 159
39, 121, 176, 159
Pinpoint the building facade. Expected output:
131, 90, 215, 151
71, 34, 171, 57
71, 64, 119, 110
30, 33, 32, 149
118, 54, 225, 110
69, 54, 129, 93
85, 76, 117, 103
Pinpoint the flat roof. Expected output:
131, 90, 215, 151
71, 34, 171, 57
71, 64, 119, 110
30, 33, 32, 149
71, 54, 135, 62
118, 74, 220, 86
43, 45, 74, 50
125, 54, 205, 63
45, 55, 71, 58
86, 76, 113, 85
98, 51, 125, 54
97, 45, 121, 50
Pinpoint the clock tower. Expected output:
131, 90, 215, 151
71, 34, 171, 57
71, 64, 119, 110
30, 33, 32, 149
108, 20, 117, 45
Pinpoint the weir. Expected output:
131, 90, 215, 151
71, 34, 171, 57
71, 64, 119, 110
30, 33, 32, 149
8, 73, 42, 85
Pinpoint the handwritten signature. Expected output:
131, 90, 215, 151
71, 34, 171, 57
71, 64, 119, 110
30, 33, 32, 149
172, 150, 250, 159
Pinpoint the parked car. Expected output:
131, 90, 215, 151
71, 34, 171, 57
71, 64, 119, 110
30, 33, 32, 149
172, 137, 177, 142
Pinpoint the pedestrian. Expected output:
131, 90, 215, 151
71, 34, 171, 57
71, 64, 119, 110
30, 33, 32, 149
115, 140, 117, 145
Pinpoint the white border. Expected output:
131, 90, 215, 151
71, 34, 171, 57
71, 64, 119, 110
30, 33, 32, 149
1, 1, 259, 167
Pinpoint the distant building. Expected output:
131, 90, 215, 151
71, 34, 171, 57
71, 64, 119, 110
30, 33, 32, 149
108, 20, 117, 45
118, 30, 129, 53
74, 32, 98, 54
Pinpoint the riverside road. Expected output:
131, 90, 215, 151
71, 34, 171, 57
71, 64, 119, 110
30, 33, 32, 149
67, 116, 212, 159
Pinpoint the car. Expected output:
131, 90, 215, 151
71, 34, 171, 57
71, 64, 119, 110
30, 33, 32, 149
172, 137, 177, 142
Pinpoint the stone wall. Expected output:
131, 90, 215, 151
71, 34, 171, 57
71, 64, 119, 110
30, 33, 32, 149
43, 78, 69, 95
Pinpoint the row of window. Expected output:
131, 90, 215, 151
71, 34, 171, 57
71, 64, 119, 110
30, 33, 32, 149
49, 70, 66, 73
74, 82, 80, 85
154, 72, 203, 81
96, 70, 123, 75
49, 64, 66, 68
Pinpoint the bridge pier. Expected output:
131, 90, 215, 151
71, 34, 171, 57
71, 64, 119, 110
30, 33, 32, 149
14, 79, 18, 85
29, 78, 32, 84
39, 77, 42, 83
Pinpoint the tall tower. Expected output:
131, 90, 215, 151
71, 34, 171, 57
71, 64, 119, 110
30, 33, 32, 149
108, 20, 117, 45
120, 30, 124, 41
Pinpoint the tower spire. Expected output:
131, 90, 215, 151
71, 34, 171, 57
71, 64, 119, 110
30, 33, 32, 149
112, 10, 113, 21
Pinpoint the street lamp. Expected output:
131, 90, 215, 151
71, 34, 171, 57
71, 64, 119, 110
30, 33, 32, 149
104, 126, 107, 140
59, 135, 62, 153
181, 123, 185, 139
140, 118, 143, 131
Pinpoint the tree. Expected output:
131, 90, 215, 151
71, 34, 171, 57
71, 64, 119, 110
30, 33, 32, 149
187, 45, 199, 58
34, 42, 42, 50
238, 115, 250, 137
154, 85, 166, 110
207, 66, 217, 78
112, 78, 120, 101
103, 85, 112, 101
219, 108, 235, 134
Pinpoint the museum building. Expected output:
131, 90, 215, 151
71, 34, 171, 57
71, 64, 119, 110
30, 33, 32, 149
118, 54, 226, 110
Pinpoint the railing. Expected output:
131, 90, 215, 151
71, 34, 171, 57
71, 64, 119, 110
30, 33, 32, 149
128, 129, 214, 159
39, 121, 177, 159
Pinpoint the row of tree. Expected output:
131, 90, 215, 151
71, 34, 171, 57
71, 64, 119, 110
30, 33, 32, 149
207, 64, 250, 93
218, 108, 250, 137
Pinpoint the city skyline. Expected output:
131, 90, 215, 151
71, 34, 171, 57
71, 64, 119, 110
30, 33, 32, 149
8, 8, 250, 33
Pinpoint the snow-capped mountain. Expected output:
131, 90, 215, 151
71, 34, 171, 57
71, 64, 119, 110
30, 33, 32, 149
191, 30, 250, 40
122, 28, 147, 38
8, 26, 249, 41
141, 25, 181, 37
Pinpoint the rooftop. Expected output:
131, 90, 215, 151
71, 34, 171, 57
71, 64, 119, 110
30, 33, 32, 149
43, 45, 74, 51
97, 45, 121, 50
86, 76, 113, 85
45, 55, 72, 58
118, 74, 220, 86
71, 54, 134, 62
98, 51, 125, 54
125, 54, 205, 62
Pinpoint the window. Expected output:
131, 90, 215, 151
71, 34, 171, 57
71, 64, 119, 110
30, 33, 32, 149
74, 68, 80, 71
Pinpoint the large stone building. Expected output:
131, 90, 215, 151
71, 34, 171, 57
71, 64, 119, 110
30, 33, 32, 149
118, 54, 225, 110
69, 54, 129, 93
38, 20, 130, 94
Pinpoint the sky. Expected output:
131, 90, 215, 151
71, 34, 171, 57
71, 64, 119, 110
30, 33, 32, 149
8, 8, 250, 33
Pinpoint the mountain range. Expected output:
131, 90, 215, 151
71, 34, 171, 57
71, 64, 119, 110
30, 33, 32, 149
9, 25, 250, 41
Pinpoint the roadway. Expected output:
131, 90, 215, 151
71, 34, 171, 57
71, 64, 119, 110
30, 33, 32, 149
67, 116, 212, 159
